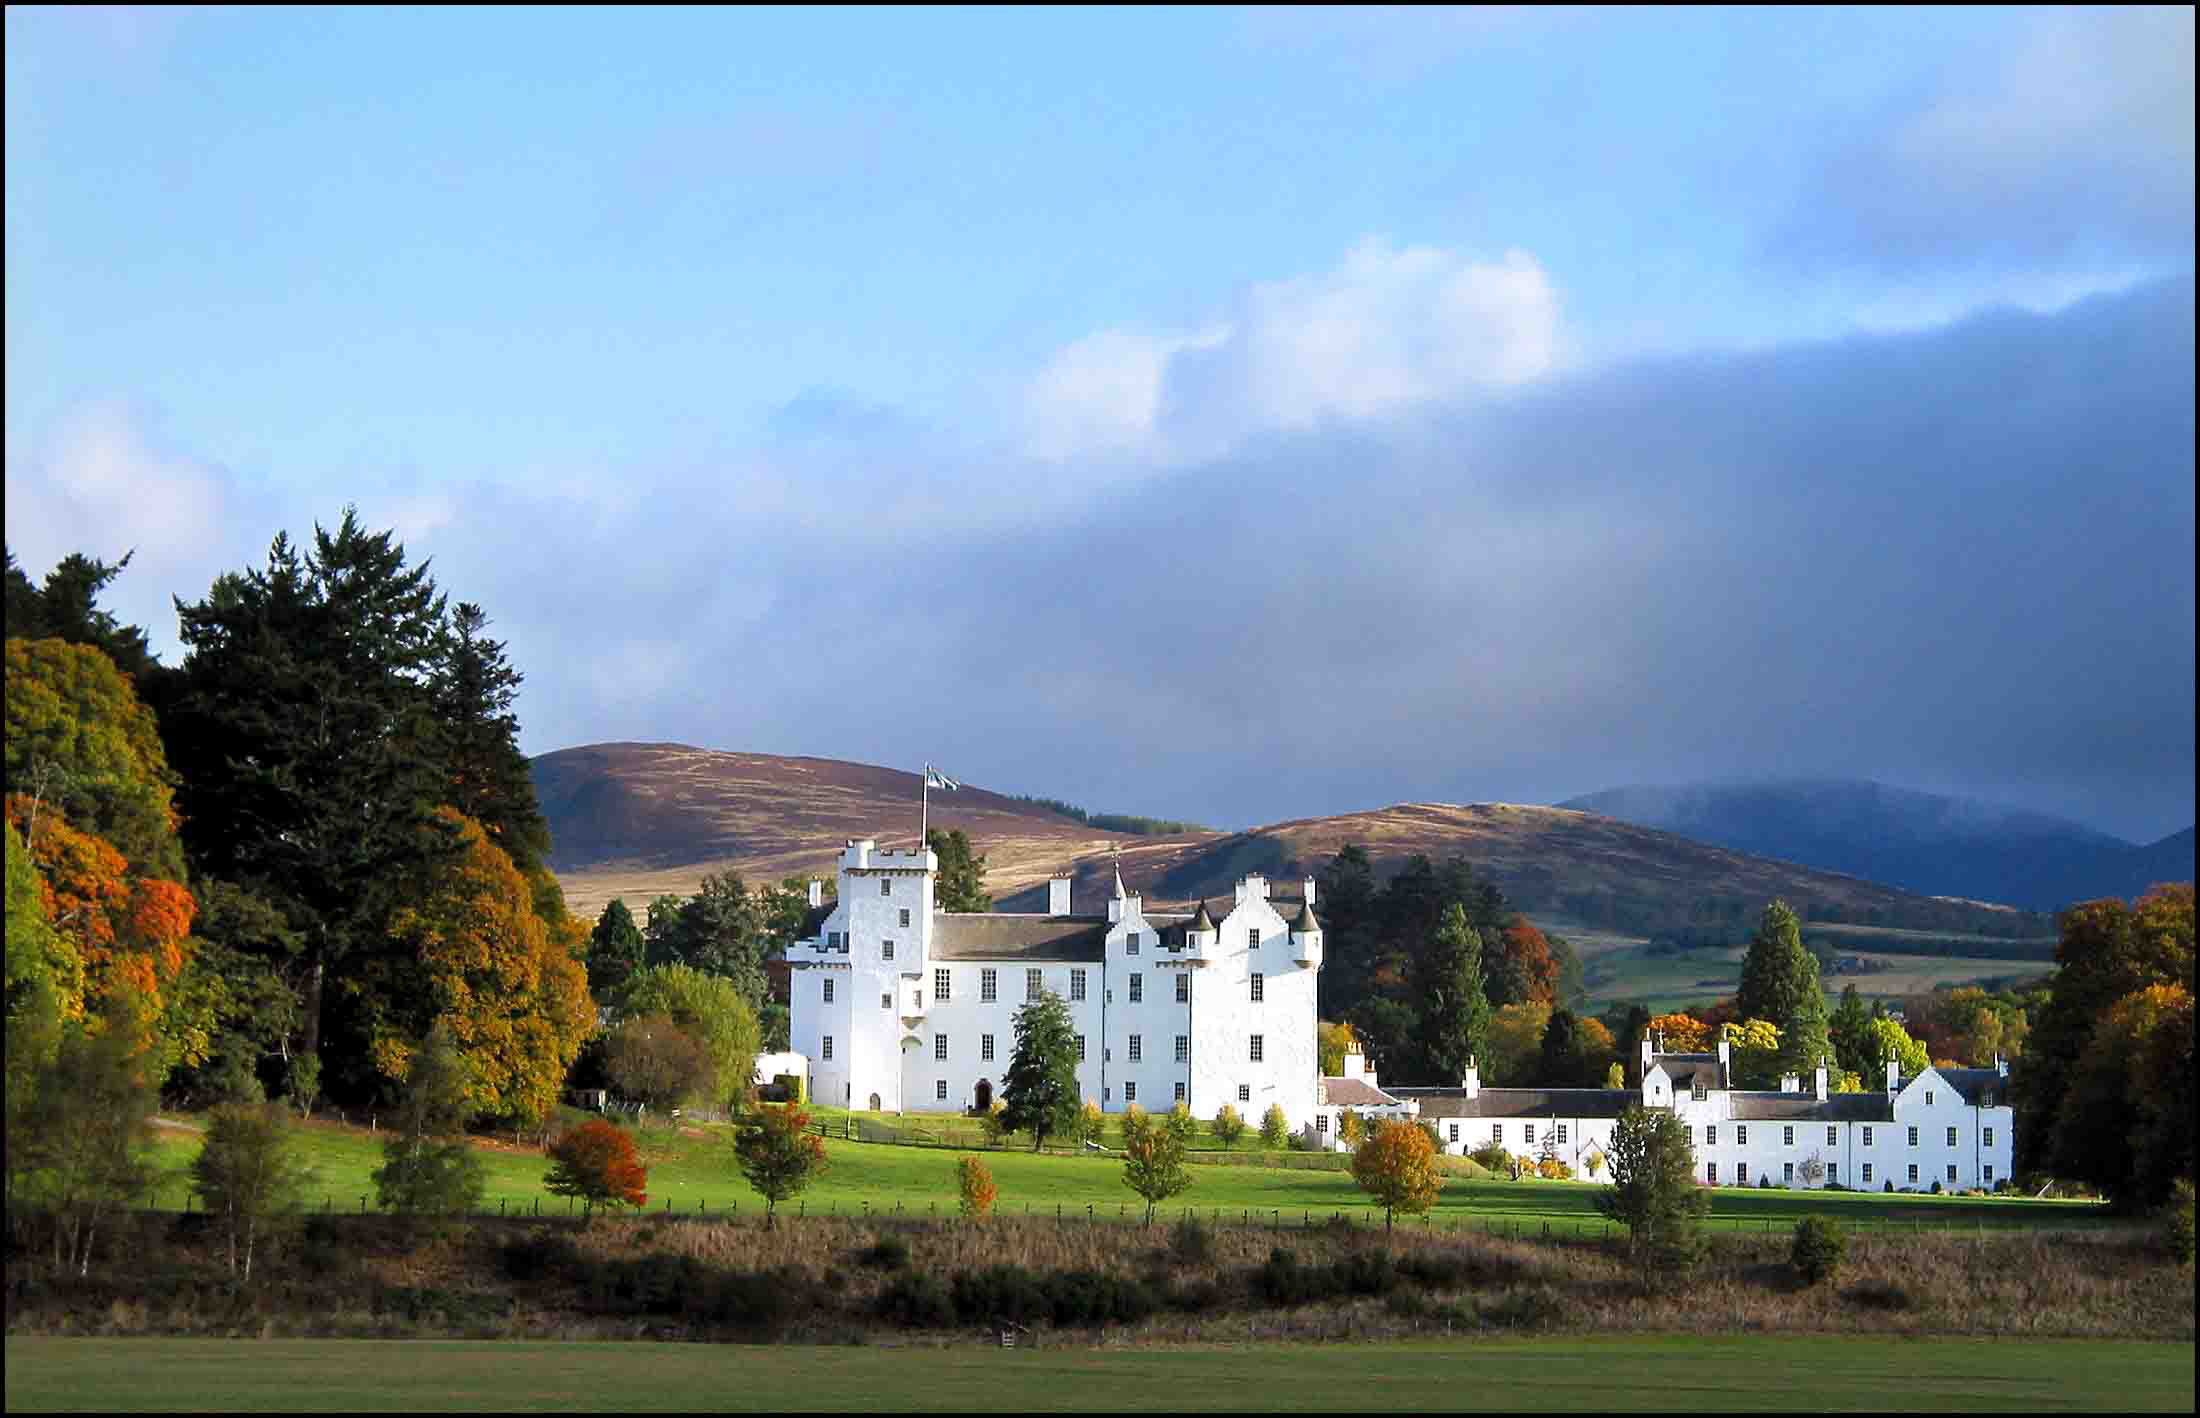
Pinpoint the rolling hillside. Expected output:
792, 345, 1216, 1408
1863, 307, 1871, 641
538, 746, 2046, 947
1560, 779, 2195, 912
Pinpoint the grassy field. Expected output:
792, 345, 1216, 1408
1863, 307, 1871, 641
144, 1115, 2111, 1235
7, 1336, 2192, 1411
1575, 937, 2051, 1013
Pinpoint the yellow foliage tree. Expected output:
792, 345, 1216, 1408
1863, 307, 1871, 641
1351, 1119, 1444, 1232
1647, 1012, 1709, 1053
374, 809, 593, 1123
1486, 1001, 1552, 1084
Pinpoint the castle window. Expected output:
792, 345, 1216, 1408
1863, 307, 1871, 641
934, 1034, 947, 1061
1705, 1126, 1716, 1146
1984, 1164, 1995, 1182
1129, 974, 1142, 1004
1707, 1163, 1718, 1183
1692, 1081, 1706, 1101
1448, 1123, 1459, 1142
1124, 1081, 1136, 1102
1946, 1164, 1957, 1184
1907, 1164, 1919, 1184
1026, 968, 1043, 1002
936, 1080, 947, 1100
881, 878, 892, 897
982, 1034, 994, 1062
881, 994, 891, 1010
1240, 1085, 1252, 1103
981, 969, 997, 1003
1736, 1162, 1748, 1184
1983, 1127, 1994, 1148
1076, 1035, 1086, 1062
1129, 1034, 1143, 1063
1557, 1124, 1568, 1144
823, 979, 834, 1004
1250, 973, 1264, 1003
1783, 1126, 1794, 1147
1945, 1126, 1958, 1147
882, 941, 894, 961
1784, 1162, 1795, 1182
1175, 974, 1189, 1004
1736, 1126, 1747, 1145
1248, 929, 1260, 949
1316, 1115, 1328, 1136
1863, 1126, 1874, 1147
1827, 1126, 1838, 1146
1907, 1127, 1919, 1147
1862, 1163, 1874, 1183
1827, 1163, 1838, 1183
1523, 1124, 1536, 1145
1126, 932, 1140, 955
900, 909, 910, 928
1248, 1035, 1263, 1063
821, 1035, 833, 1061
1174, 1082, 1186, 1103
935, 969, 951, 1002
1924, 1089, 1933, 1105
1982, 1090, 1995, 1108
1491, 1124, 1502, 1143
1070, 969, 1086, 1002
1175, 1035, 1189, 1063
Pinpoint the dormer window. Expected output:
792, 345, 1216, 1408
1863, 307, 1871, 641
1692, 1081, 1706, 1102
1982, 1090, 1994, 1108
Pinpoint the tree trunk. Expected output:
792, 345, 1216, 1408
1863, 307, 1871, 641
300, 955, 326, 1063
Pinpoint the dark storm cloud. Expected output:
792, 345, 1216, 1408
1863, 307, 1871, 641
439, 276, 2193, 844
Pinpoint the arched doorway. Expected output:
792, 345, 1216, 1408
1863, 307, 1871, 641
973, 1079, 993, 1112
867, 1092, 881, 1112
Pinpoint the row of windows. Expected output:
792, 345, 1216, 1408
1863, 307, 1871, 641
1704, 1161, 1998, 1186
932, 1033, 1088, 1063
1705, 1124, 1988, 1148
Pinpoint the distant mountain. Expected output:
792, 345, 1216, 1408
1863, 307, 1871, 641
535, 745, 2046, 943
1559, 779, 2194, 912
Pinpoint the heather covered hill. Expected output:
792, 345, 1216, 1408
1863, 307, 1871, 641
1561, 780, 2195, 913
539, 745, 2043, 943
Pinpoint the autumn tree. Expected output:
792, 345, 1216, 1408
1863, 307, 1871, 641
1489, 918, 1560, 1008
192, 1103, 313, 1279
1867, 1016, 1929, 1081
1596, 1104, 1708, 1290
545, 1118, 648, 1219
364, 810, 593, 1125
2052, 982, 2192, 1208
371, 1017, 485, 1218
1722, 1018, 1784, 1088
1212, 1103, 1247, 1150
925, 827, 992, 913
2016, 885, 2194, 1204
1317, 1019, 1359, 1076
999, 990, 1081, 1150
1352, 1119, 1444, 1233
605, 1013, 716, 1109
618, 963, 763, 1111
957, 1155, 996, 1218
734, 1105, 827, 1226
1120, 1105, 1192, 1223
1259, 1103, 1290, 1148
5, 637, 185, 884
8, 1000, 162, 1275
1646, 1012, 1710, 1054
1485, 1000, 1553, 1084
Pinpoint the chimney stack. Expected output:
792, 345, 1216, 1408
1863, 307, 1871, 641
1886, 1057, 1901, 1096
1716, 1036, 1732, 1089
1780, 1072, 1801, 1094
1462, 1057, 1480, 1100
1303, 876, 1317, 908
807, 879, 823, 909
1048, 876, 1072, 916
1814, 1058, 1828, 1102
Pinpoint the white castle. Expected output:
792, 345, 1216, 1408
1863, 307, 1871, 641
787, 838, 1323, 1127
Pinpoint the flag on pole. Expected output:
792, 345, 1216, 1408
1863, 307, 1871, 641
924, 765, 960, 792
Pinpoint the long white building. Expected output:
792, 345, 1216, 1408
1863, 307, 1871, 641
787, 838, 1324, 1127
1323, 1034, 2014, 1191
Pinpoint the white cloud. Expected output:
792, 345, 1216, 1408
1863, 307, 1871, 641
1025, 238, 1562, 461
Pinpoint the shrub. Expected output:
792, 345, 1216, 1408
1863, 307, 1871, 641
1883, 1180, 1895, 1193
875, 1269, 953, 1326
1479, 1285, 1567, 1330
956, 1156, 996, 1219
1790, 1216, 1847, 1286
1073, 1100, 1104, 1147
1469, 1142, 1512, 1174
499, 1230, 581, 1282
1584, 1150, 1606, 1179
1259, 1103, 1290, 1148
1930, 1179, 1943, 1195
1169, 1213, 1212, 1266
1211, 1104, 1246, 1150
1537, 1157, 1572, 1180
543, 1120, 647, 1219
2166, 1178, 2195, 1267
1758, 1176, 1773, 1190
1845, 1280, 1914, 1311
858, 1234, 910, 1271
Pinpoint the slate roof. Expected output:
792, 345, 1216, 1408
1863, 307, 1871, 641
1391, 1087, 1641, 1120
1144, 896, 1311, 949
1318, 1077, 1401, 1108
1727, 1092, 1895, 1122
1934, 1068, 2010, 1106
927, 914, 1109, 962
1649, 1053, 1722, 1090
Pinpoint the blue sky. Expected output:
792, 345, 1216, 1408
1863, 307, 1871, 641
6, 7, 2194, 841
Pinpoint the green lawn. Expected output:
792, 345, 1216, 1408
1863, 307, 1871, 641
6, 1336, 2190, 1411
145, 1117, 2112, 1235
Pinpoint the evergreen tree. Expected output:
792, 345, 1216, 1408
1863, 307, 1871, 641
1411, 904, 1490, 1086
1617, 1004, 1652, 1083
1736, 901, 1831, 1079
429, 603, 551, 884
1538, 1008, 1583, 1086
998, 990, 1080, 1151
925, 828, 991, 912
4, 548, 160, 682
1828, 984, 1876, 1079
371, 1017, 485, 1218
587, 899, 646, 1001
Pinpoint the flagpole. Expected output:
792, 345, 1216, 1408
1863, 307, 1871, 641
920, 765, 929, 850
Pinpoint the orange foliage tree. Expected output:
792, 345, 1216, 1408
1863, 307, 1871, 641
1647, 1012, 1710, 1053
543, 1118, 647, 1218
1352, 1118, 1445, 1232
1492, 919, 1560, 1006
366, 809, 593, 1123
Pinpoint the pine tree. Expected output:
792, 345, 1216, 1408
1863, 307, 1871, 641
1538, 1008, 1583, 1086
429, 603, 551, 884
588, 899, 646, 1001
371, 1017, 485, 1218
1412, 904, 1491, 1086
1736, 901, 1831, 1079
999, 990, 1080, 1151
925, 828, 991, 912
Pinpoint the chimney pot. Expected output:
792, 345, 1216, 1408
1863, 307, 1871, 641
1048, 876, 1071, 916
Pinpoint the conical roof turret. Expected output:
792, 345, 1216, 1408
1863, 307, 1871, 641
1291, 899, 1320, 933
1189, 900, 1216, 933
